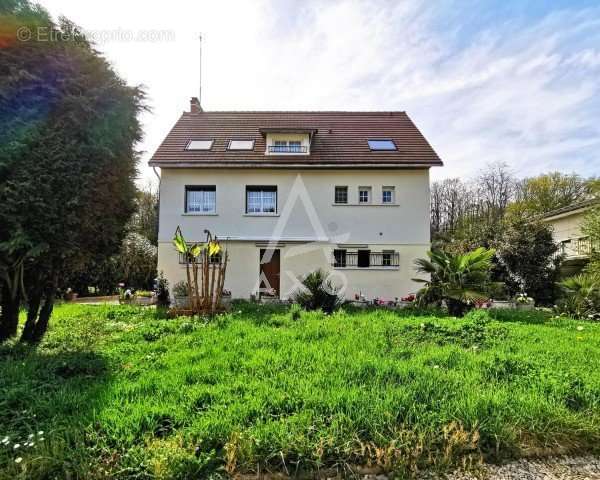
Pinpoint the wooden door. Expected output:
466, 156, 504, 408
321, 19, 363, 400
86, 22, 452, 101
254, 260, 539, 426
259, 249, 280, 297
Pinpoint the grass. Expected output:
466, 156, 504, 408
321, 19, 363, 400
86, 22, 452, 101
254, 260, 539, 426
0, 303, 599, 479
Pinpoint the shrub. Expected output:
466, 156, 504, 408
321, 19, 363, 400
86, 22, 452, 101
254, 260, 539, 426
554, 274, 600, 320
292, 269, 342, 314
155, 272, 170, 307
173, 281, 189, 298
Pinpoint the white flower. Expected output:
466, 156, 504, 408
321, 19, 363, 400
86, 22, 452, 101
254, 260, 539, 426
28, 434, 34, 439
1, 436, 8, 444
577, 326, 584, 331
433, 365, 440, 369
37, 431, 43, 436
15, 457, 22, 464
13, 443, 20, 449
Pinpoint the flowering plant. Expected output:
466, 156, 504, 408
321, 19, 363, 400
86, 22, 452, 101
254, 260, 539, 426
401, 294, 416, 302
515, 292, 533, 305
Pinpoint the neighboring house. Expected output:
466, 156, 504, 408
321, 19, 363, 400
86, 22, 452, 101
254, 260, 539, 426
540, 199, 598, 276
149, 98, 443, 300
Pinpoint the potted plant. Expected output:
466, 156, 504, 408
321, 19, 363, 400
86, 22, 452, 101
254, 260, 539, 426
514, 292, 534, 310
135, 290, 155, 306
221, 288, 232, 305
172, 281, 190, 308
260, 287, 279, 303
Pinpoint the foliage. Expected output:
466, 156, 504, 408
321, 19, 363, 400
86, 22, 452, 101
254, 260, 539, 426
413, 247, 498, 317
172, 227, 227, 316
583, 181, 600, 276
555, 273, 600, 321
154, 272, 170, 307
494, 218, 561, 305
118, 233, 157, 291
291, 269, 343, 313
509, 172, 590, 218
172, 281, 189, 298
0, 1, 145, 343
127, 183, 159, 246
0, 303, 599, 478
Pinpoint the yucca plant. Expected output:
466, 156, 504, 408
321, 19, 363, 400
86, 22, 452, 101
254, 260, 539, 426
292, 269, 342, 314
413, 247, 498, 317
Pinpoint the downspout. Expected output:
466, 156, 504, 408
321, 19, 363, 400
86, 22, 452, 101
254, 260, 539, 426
153, 166, 161, 244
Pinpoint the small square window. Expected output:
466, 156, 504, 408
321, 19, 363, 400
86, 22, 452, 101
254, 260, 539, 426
186, 140, 214, 150
368, 139, 396, 151
185, 185, 216, 213
334, 186, 348, 204
228, 139, 255, 150
359, 187, 371, 204
382, 186, 395, 204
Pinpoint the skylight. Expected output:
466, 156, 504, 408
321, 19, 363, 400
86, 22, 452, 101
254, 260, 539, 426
186, 140, 213, 150
368, 139, 397, 151
228, 140, 255, 151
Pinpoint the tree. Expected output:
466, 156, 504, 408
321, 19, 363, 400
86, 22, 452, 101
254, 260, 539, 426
494, 218, 561, 305
413, 247, 497, 317
128, 183, 159, 245
582, 180, 600, 276
0, 3, 144, 343
510, 172, 590, 217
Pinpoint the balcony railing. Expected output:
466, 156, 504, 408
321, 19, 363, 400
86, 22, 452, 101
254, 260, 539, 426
268, 145, 308, 154
557, 236, 597, 259
332, 252, 399, 268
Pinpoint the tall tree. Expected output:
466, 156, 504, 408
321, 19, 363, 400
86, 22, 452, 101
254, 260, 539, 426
510, 172, 590, 217
582, 180, 600, 276
0, 2, 145, 342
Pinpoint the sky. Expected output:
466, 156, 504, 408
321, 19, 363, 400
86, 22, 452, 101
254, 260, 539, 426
39, 0, 600, 186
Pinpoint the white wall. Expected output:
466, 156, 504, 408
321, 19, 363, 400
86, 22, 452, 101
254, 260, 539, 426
158, 168, 430, 244
157, 167, 431, 300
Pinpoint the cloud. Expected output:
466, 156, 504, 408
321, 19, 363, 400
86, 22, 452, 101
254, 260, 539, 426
40, 0, 600, 183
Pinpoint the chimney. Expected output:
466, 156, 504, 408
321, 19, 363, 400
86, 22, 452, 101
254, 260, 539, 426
190, 97, 202, 113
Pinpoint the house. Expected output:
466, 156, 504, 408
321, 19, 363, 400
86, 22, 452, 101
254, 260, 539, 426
540, 199, 598, 276
149, 98, 443, 300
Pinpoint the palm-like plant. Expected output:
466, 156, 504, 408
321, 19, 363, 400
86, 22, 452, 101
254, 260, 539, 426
413, 247, 497, 316
557, 274, 600, 320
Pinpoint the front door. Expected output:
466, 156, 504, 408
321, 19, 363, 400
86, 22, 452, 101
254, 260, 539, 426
259, 249, 280, 297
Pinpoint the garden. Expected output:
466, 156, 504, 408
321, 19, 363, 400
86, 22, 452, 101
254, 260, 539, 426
1, 302, 599, 479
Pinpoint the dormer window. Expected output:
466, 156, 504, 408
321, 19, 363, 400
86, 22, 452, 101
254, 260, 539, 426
368, 139, 396, 151
228, 139, 255, 151
186, 139, 214, 150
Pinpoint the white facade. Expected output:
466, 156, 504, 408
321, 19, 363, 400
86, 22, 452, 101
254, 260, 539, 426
157, 167, 431, 301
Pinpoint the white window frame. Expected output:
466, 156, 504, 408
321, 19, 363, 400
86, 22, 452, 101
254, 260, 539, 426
358, 186, 371, 204
382, 186, 395, 204
246, 186, 277, 214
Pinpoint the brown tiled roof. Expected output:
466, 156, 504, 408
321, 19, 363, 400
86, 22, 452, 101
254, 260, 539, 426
149, 111, 443, 168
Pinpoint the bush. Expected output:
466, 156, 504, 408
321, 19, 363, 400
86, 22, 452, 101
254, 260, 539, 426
554, 274, 600, 320
292, 269, 342, 314
173, 281, 189, 298
155, 272, 170, 307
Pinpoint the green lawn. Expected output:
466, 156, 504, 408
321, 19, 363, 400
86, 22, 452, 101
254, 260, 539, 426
0, 303, 599, 479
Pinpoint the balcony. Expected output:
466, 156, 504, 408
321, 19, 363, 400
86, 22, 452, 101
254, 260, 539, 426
332, 251, 399, 269
557, 236, 596, 259
268, 145, 308, 154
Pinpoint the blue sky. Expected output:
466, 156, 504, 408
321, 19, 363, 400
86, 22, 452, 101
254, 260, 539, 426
41, 0, 600, 183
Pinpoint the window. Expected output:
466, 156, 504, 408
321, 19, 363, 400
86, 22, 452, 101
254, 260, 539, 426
334, 186, 348, 204
359, 187, 371, 204
382, 250, 393, 266
357, 249, 370, 268
368, 139, 396, 151
246, 186, 277, 214
333, 249, 347, 267
186, 139, 214, 150
269, 140, 307, 153
185, 186, 216, 213
288, 140, 302, 152
382, 186, 395, 204
228, 139, 255, 150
